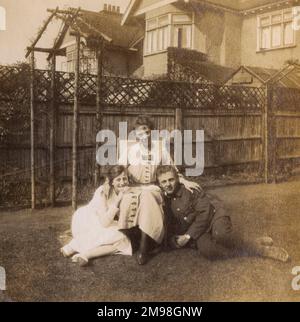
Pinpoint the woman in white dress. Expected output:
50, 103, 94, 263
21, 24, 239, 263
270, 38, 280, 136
61, 166, 132, 266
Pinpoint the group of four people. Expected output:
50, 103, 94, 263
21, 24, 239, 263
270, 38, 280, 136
61, 115, 289, 266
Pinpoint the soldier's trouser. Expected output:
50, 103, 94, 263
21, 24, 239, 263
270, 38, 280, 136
196, 217, 262, 260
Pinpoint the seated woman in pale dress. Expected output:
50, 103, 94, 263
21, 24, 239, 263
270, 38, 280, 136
61, 165, 132, 266
117, 115, 201, 265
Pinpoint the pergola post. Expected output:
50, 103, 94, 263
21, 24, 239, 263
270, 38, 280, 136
49, 55, 57, 206
72, 34, 81, 210
94, 42, 103, 188
26, 6, 84, 209
30, 52, 36, 210
264, 85, 276, 184
175, 108, 183, 130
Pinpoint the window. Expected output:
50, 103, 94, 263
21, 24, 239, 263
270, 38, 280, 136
81, 48, 97, 74
173, 25, 192, 49
67, 51, 76, 73
145, 13, 193, 55
257, 9, 295, 51
66, 48, 97, 74
146, 15, 170, 54
157, 15, 169, 51
172, 14, 192, 49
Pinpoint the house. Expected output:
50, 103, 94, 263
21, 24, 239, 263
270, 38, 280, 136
57, 4, 144, 77
121, 0, 300, 79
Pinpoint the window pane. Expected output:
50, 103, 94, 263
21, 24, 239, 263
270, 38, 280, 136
147, 18, 157, 30
184, 25, 192, 48
158, 28, 163, 51
67, 61, 74, 73
158, 15, 169, 27
283, 10, 292, 21
174, 25, 192, 49
163, 27, 169, 49
147, 31, 153, 53
271, 24, 281, 47
174, 27, 179, 47
271, 14, 282, 24
151, 30, 157, 52
284, 22, 294, 45
158, 26, 169, 50
67, 53, 72, 61
261, 27, 270, 49
260, 16, 270, 26
173, 14, 192, 23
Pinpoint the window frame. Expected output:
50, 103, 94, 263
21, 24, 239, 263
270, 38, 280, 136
145, 13, 193, 56
173, 24, 193, 49
66, 51, 76, 73
257, 8, 296, 52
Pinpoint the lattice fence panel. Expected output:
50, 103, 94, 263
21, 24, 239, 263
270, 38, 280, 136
0, 65, 30, 102
214, 86, 265, 111
101, 76, 265, 111
272, 87, 300, 111
34, 69, 51, 103
0, 66, 266, 111
79, 73, 96, 105
56, 71, 75, 103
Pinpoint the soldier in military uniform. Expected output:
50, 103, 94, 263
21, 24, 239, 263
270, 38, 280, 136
156, 165, 290, 262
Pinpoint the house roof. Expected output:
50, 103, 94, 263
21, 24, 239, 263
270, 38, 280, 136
122, 0, 295, 25
227, 65, 300, 89
61, 8, 144, 50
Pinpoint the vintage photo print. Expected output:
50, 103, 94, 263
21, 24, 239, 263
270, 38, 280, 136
0, 0, 300, 304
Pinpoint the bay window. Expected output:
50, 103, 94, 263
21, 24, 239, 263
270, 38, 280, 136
145, 13, 193, 55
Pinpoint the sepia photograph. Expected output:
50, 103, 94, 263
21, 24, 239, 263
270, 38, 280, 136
0, 0, 300, 306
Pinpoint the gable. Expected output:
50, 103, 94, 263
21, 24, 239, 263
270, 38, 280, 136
122, 0, 178, 25
226, 65, 300, 89
56, 9, 144, 51
138, 0, 163, 10
134, 0, 178, 15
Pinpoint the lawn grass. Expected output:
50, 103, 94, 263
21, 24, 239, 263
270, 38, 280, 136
0, 179, 300, 302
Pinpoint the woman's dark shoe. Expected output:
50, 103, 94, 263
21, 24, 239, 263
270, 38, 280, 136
136, 251, 148, 265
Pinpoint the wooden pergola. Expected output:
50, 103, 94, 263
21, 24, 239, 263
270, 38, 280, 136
26, 7, 111, 210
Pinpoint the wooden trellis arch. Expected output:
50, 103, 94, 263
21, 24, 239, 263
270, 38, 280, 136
26, 7, 111, 210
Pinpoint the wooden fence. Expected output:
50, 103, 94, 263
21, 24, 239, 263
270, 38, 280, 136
270, 87, 300, 181
1, 65, 299, 207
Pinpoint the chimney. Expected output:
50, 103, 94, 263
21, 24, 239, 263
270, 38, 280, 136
102, 3, 121, 14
